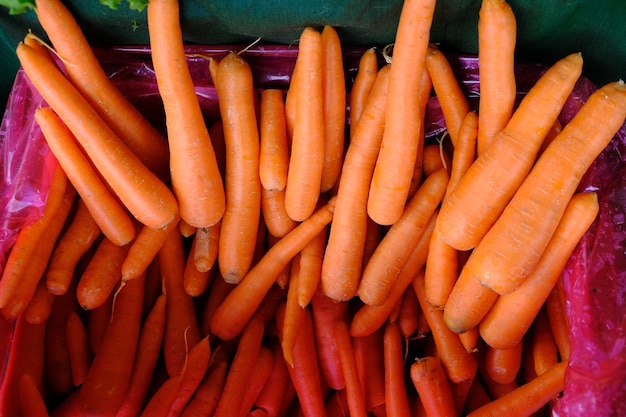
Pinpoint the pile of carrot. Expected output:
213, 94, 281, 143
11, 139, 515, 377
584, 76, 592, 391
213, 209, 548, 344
1, 0, 625, 416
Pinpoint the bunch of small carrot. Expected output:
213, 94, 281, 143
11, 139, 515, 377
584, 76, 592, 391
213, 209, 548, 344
0, 0, 625, 416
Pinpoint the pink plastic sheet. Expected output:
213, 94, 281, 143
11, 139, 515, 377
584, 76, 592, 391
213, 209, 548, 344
0, 45, 624, 414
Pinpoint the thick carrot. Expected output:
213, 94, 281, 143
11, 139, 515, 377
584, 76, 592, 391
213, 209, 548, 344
466, 361, 566, 417
349, 47, 379, 135
320, 25, 346, 193
35, 106, 136, 246
46, 198, 101, 295
321, 64, 390, 301
259, 88, 290, 191
476, 0, 517, 155
383, 322, 411, 416
479, 191, 599, 349
436, 52, 584, 251
262, 188, 298, 239
484, 342, 523, 385
410, 356, 457, 417
359, 167, 448, 306
425, 44, 471, 147
210, 197, 336, 340
367, 0, 437, 225
334, 320, 368, 417
65, 311, 91, 387
19, 374, 50, 417
468, 81, 626, 295
16, 42, 179, 230
77, 272, 145, 417
284, 27, 325, 221
147, 0, 224, 228
32, 0, 170, 180
212, 51, 262, 283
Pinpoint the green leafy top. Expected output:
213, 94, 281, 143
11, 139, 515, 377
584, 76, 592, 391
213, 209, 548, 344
99, 0, 149, 12
0, 0, 35, 15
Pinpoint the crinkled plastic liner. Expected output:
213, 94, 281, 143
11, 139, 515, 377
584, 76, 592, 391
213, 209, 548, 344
0, 46, 624, 415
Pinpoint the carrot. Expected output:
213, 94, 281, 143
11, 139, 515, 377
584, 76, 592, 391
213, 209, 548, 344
211, 51, 262, 283
16, 42, 179, 230
46, 197, 101, 295
190, 224, 219, 275
413, 271, 478, 384
86, 294, 113, 356
35, 106, 136, 246
140, 374, 183, 417
479, 191, 599, 349
77, 272, 145, 417
180, 359, 228, 417
183, 248, 213, 298
253, 340, 292, 417
359, 167, 448, 306
0, 165, 68, 308
423, 227, 459, 309
545, 277, 570, 361
397, 285, 421, 338
259, 88, 290, 191
410, 356, 457, 417
210, 197, 336, 341
436, 52, 584, 251
261, 188, 298, 239
531, 306, 559, 376
459, 327, 480, 353
281, 256, 306, 367
296, 224, 327, 307
367, 0, 437, 225
334, 320, 368, 417
284, 27, 325, 221
179, 220, 197, 239
466, 361, 566, 417
214, 317, 265, 417
147, 0, 224, 228
467, 81, 626, 295
463, 377, 492, 414
476, 0, 517, 155
320, 25, 346, 192
321, 64, 390, 301
425, 44, 471, 147
422, 143, 451, 177
446, 110, 478, 198
349, 47, 379, 134
32, 0, 170, 180
239, 346, 275, 417
65, 311, 91, 387
275, 302, 328, 417
19, 373, 50, 417
199, 277, 236, 339
484, 342, 523, 385
22, 278, 56, 324
383, 322, 411, 417
352, 329, 387, 413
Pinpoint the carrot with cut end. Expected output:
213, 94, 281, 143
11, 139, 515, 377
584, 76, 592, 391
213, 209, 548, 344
367, 0, 437, 225
284, 27, 325, 221
410, 356, 457, 417
437, 52, 584, 251
259, 88, 290, 191
321, 64, 390, 302
210, 197, 336, 340
349, 47, 379, 134
468, 81, 626, 295
35, 106, 136, 246
320, 25, 346, 193
16, 42, 179, 230
147, 0, 224, 228
212, 51, 262, 284
479, 191, 599, 349
476, 0, 517, 155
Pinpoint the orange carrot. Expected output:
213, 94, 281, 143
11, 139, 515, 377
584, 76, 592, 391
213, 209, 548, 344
16, 42, 179, 230
179, 359, 228, 417
212, 51, 262, 283
383, 322, 411, 416
35, 106, 136, 246
183, 246, 213, 298
479, 191, 599, 349
397, 285, 421, 338
334, 320, 368, 417
19, 373, 50, 417
259, 88, 290, 191
147, 0, 224, 228
436, 52, 584, 251
476, 0, 517, 155
531, 306, 559, 376
359, 167, 448, 306
410, 356, 457, 417
463, 377, 492, 414
284, 27, 325, 221
367, 0, 437, 225
320, 25, 346, 192
321, 64, 390, 301
261, 187, 298, 239
281, 255, 305, 367
423, 227, 459, 309
65, 311, 91, 387
545, 277, 570, 361
210, 197, 335, 340
22, 279, 56, 324
446, 110, 478, 197
459, 327, 480, 353
352, 329, 387, 413
466, 361, 566, 417
191, 223, 219, 274
32, 0, 170, 180
349, 47, 379, 135
467, 81, 626, 295
239, 346, 275, 417
296, 224, 327, 307
484, 342, 523, 385
140, 374, 183, 417
421, 143, 451, 177
253, 340, 292, 417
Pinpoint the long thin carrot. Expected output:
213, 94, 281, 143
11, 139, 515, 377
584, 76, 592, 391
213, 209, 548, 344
259, 88, 290, 192
179, 359, 228, 417
210, 197, 336, 340
436, 52, 584, 251
334, 319, 368, 417
367, 0, 437, 225
284, 27, 325, 221
35, 105, 135, 247
476, 0, 517, 155
253, 340, 292, 417
211, 51, 262, 283
281, 256, 306, 367
410, 356, 457, 417
16, 42, 178, 230
321, 64, 390, 301
531, 306, 559, 376
352, 329, 386, 414
359, 167, 448, 306
349, 47, 379, 135
479, 191, 599, 349
383, 322, 411, 417
545, 278, 570, 361
147, 0, 224, 228
19, 373, 50, 417
320, 25, 346, 193
397, 285, 421, 338
468, 81, 626, 295
296, 225, 327, 307
65, 311, 91, 387
239, 346, 275, 417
